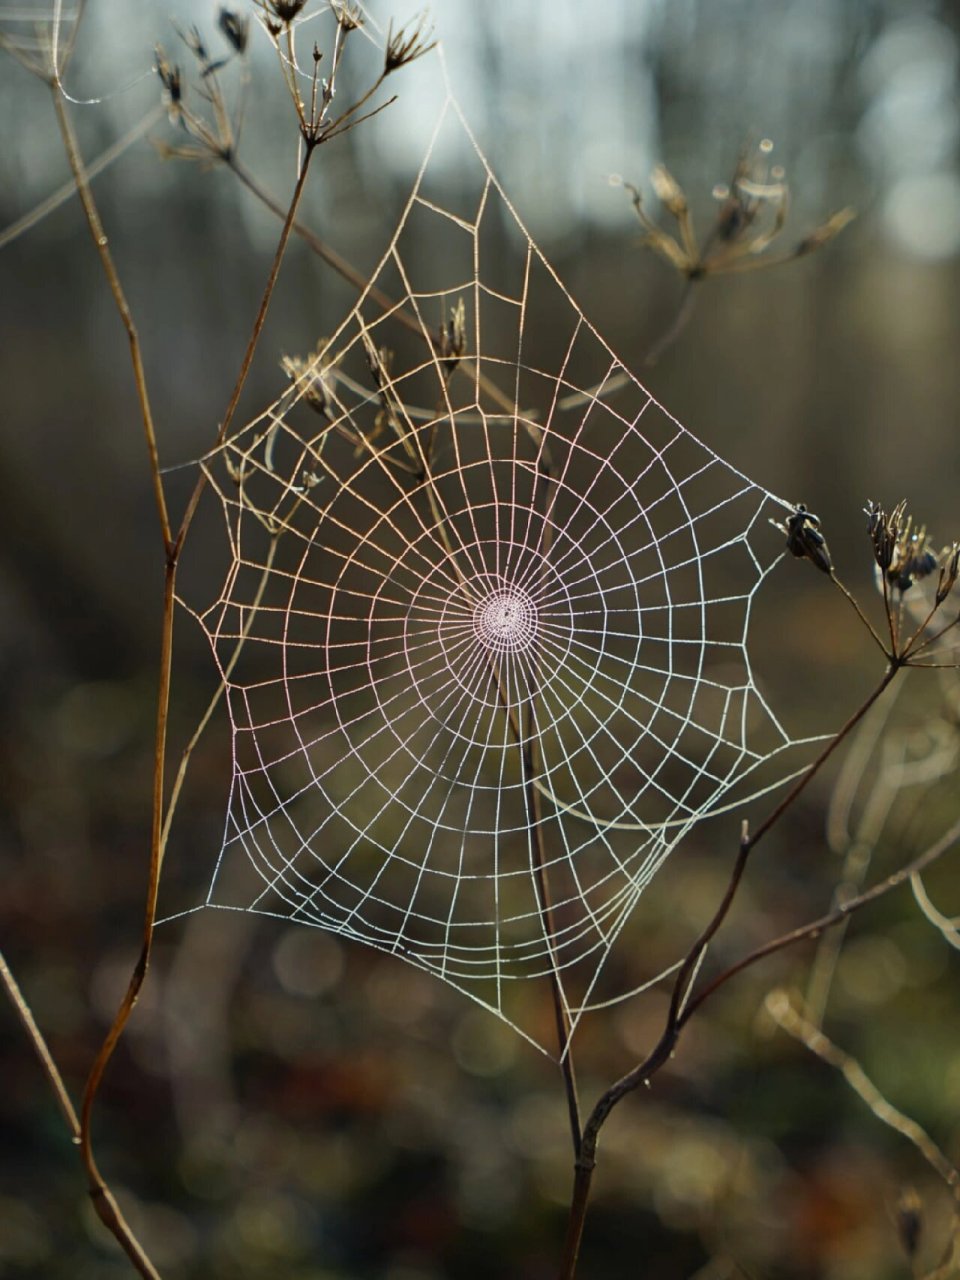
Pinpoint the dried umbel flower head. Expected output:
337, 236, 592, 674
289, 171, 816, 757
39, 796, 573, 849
384, 13, 436, 74
218, 8, 250, 54
331, 2, 363, 31
438, 297, 467, 374
155, 45, 184, 121
895, 1187, 923, 1260
256, 0, 308, 29
618, 138, 855, 281
936, 542, 960, 605
281, 340, 338, 420
865, 499, 941, 592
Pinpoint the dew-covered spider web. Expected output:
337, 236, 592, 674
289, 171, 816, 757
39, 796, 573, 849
176, 88, 826, 1056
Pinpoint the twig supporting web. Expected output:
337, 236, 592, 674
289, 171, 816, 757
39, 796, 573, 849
172, 72, 827, 1056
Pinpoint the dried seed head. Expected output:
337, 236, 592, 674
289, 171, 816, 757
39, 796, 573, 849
896, 1187, 922, 1260
936, 542, 960, 605
218, 8, 250, 54
650, 164, 688, 218
256, 0, 308, 29
182, 25, 209, 65
331, 1, 363, 31
625, 136, 853, 284
281, 340, 337, 419
892, 526, 937, 592
384, 13, 436, 74
438, 298, 467, 374
865, 499, 951, 594
155, 45, 184, 118
773, 503, 833, 574
364, 336, 394, 392
795, 207, 857, 258
865, 498, 906, 575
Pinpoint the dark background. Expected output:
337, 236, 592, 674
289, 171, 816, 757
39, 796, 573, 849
2, 2, 960, 1277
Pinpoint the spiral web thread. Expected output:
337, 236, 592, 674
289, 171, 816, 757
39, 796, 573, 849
176, 88, 826, 1056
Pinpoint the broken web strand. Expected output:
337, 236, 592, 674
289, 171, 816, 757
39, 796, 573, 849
162, 66, 831, 1057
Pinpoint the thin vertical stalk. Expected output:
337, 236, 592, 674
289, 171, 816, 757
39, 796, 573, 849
173, 147, 318, 557
0, 948, 81, 1139
48, 64, 321, 1273
50, 89, 172, 554
523, 712, 582, 1158
559, 655, 906, 1278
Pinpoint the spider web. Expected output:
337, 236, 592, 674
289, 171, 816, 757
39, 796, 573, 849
179, 87, 825, 1055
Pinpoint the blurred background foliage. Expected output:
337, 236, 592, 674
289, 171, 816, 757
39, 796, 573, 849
2, 1, 960, 1277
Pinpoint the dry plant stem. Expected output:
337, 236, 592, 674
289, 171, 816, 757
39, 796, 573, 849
49, 80, 171, 1280
94, 153, 317, 1109
911, 872, 960, 950
0, 947, 80, 1139
526, 464, 582, 1155
557, 282, 701, 411
158, 537, 280, 858
174, 148, 318, 556
523, 703, 582, 1159
769, 989, 960, 1280
411, 430, 581, 1148
0, 105, 163, 251
52, 87, 317, 1276
559, 659, 904, 1278
76, 567, 173, 1280
226, 157, 530, 428
642, 279, 698, 367
805, 713, 904, 1026
50, 90, 172, 553
745, 659, 901, 851
558, 826, 752, 1279
684, 809, 960, 1021
768, 991, 960, 1202
830, 573, 889, 657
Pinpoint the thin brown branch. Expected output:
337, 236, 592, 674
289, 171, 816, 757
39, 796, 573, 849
524, 705, 582, 1159
225, 157, 534, 430
174, 146, 318, 555
0, 105, 162, 251
767, 989, 960, 1198
50, 90, 172, 553
559, 821, 752, 1280
682, 810, 960, 1024
159, 536, 280, 857
560, 656, 907, 1277
830, 571, 889, 657
745, 660, 901, 851
767, 988, 960, 1276
561, 804, 960, 1279
48, 69, 172, 1280
910, 872, 960, 951
78, 563, 175, 1280
1, 947, 81, 1139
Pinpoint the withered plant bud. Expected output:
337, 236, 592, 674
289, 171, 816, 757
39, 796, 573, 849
936, 543, 960, 605
281, 340, 337, 420
774, 504, 833, 574
438, 298, 467, 374
895, 1187, 922, 1259
155, 45, 183, 108
384, 14, 436, 74
218, 9, 250, 54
